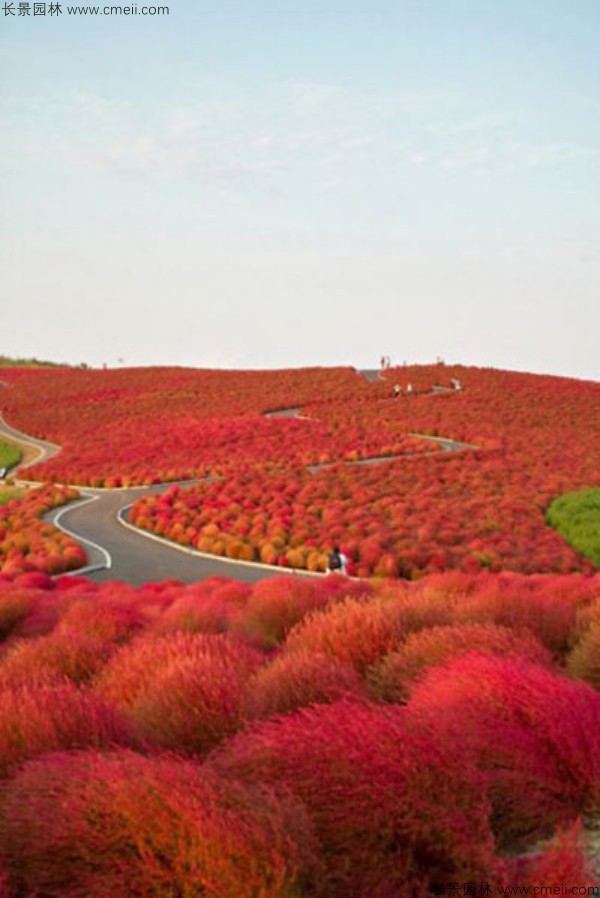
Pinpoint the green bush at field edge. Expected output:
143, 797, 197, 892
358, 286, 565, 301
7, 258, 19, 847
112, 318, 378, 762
547, 488, 600, 568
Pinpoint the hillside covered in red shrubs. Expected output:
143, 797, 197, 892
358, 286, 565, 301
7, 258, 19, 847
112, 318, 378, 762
0, 485, 86, 578
2, 362, 600, 580
0, 570, 599, 895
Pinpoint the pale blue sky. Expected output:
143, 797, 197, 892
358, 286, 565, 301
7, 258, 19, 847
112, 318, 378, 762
1, 1, 599, 378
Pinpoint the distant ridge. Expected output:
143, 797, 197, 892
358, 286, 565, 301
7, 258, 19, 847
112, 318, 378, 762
0, 354, 75, 368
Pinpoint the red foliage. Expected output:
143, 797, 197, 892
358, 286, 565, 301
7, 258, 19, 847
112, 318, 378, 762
0, 485, 86, 578
405, 653, 600, 848
283, 595, 406, 673
0, 749, 321, 898
0, 684, 130, 778
368, 623, 553, 703
209, 699, 496, 897
231, 575, 332, 648
93, 632, 263, 754
151, 589, 234, 635
452, 573, 583, 653
246, 650, 369, 718
55, 596, 147, 643
120, 365, 600, 578
0, 586, 41, 638
0, 632, 115, 688
567, 623, 600, 690
508, 821, 598, 887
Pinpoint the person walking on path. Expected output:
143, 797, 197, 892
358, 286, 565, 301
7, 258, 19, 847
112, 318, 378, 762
327, 546, 348, 575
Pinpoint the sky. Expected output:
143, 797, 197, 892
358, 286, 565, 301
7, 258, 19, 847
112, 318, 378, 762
1, 0, 599, 379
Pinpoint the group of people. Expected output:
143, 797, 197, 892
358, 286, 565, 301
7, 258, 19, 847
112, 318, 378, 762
380, 355, 392, 370
392, 383, 414, 398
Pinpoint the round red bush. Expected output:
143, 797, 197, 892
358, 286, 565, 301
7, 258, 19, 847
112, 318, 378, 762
209, 699, 496, 897
0, 632, 115, 689
232, 575, 330, 648
246, 650, 369, 719
0, 684, 130, 778
0, 749, 321, 898
94, 632, 263, 755
405, 653, 600, 848
283, 596, 405, 673
0, 587, 43, 639
507, 821, 598, 887
368, 623, 553, 703
567, 623, 600, 690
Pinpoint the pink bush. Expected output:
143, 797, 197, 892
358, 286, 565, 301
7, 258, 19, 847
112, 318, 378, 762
0, 684, 130, 778
209, 699, 496, 896
283, 596, 405, 673
405, 653, 600, 847
246, 650, 369, 719
369, 623, 553, 703
0, 749, 321, 898
94, 632, 263, 754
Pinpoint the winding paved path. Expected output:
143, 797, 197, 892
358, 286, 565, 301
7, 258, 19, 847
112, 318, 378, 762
1, 374, 474, 585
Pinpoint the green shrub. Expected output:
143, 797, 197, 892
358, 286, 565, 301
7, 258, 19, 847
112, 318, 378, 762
547, 489, 600, 567
0, 442, 21, 471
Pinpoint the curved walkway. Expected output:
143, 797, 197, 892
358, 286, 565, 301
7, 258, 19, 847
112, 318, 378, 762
1, 384, 475, 585
0, 414, 61, 470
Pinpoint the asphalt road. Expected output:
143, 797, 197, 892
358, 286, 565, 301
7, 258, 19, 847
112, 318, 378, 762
47, 486, 299, 586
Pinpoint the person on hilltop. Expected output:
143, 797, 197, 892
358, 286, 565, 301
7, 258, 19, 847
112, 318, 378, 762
393, 384, 401, 399
327, 546, 348, 576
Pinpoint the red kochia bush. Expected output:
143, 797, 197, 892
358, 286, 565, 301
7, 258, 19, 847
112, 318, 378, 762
368, 623, 553, 703
283, 596, 405, 673
94, 633, 263, 755
0, 633, 115, 688
209, 699, 496, 897
246, 650, 369, 719
453, 576, 580, 654
0, 864, 8, 898
567, 623, 600, 691
0, 684, 130, 778
151, 589, 234, 635
376, 579, 458, 634
55, 596, 147, 644
0, 587, 41, 639
508, 821, 598, 887
405, 653, 600, 848
232, 575, 331, 648
0, 749, 321, 898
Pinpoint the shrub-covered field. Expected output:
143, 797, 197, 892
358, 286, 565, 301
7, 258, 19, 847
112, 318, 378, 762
0, 485, 86, 577
0, 570, 599, 894
3, 363, 598, 579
